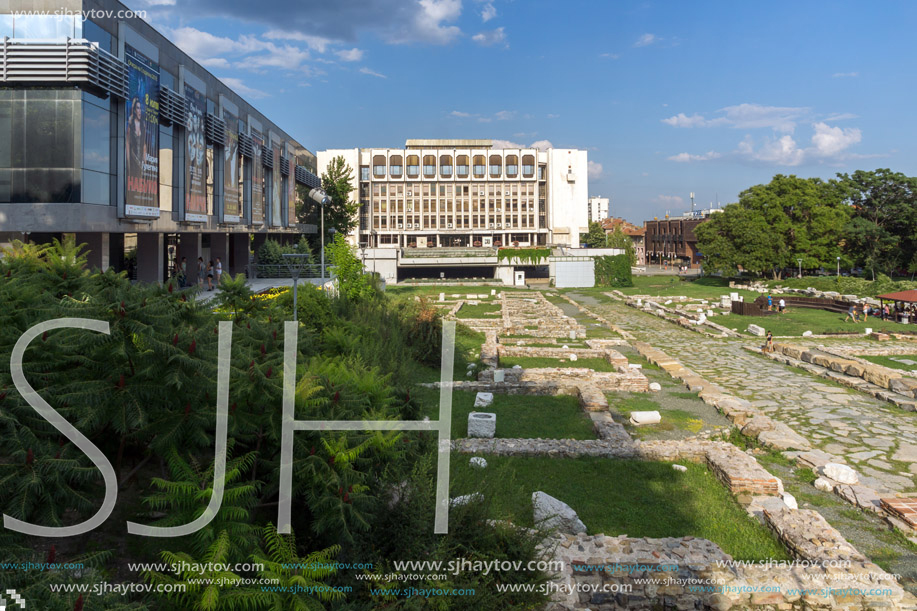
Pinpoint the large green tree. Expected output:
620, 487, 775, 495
838, 169, 917, 279
604, 225, 638, 265
695, 174, 849, 278
298, 156, 359, 246
584, 221, 608, 248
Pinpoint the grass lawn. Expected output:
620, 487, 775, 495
607, 395, 704, 438
415, 388, 596, 440
857, 354, 917, 372
413, 322, 486, 383
455, 302, 502, 318
715, 307, 911, 336
451, 456, 790, 562
498, 356, 618, 372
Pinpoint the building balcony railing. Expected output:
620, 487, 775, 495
0, 37, 128, 99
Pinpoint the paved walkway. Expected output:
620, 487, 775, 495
568, 293, 917, 493
195, 277, 329, 303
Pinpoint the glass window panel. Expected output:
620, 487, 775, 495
15, 15, 79, 39
0, 16, 14, 38
82, 168, 110, 205
0, 97, 10, 168
82, 101, 110, 173
25, 97, 75, 169
83, 19, 111, 53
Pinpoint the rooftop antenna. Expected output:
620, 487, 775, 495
690, 192, 695, 213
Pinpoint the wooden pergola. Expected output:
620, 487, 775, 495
877, 290, 917, 323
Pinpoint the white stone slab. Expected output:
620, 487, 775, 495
630, 410, 661, 425
474, 392, 494, 408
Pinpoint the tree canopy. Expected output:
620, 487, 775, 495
297, 155, 360, 246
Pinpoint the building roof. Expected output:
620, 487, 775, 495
601, 217, 645, 237
405, 139, 494, 148
877, 290, 917, 303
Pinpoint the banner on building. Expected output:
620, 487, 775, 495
124, 45, 160, 218
272, 143, 283, 227
222, 112, 240, 223
184, 85, 207, 222
288, 155, 297, 226
251, 129, 264, 225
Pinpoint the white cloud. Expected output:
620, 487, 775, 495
634, 33, 658, 47
199, 57, 231, 69
598, 52, 619, 59
395, 0, 462, 44
245, 44, 312, 70
335, 47, 364, 61
668, 151, 722, 163
494, 109, 515, 120
662, 103, 810, 133
832, 71, 859, 78
735, 122, 862, 166
481, 2, 497, 21
654, 195, 684, 206
529, 139, 553, 151
546, 113, 559, 119
491, 139, 525, 149
587, 160, 603, 179
169, 27, 268, 59
359, 67, 387, 78
264, 30, 333, 53
661, 113, 711, 128
217, 77, 269, 99
810, 122, 862, 157
450, 110, 474, 118
490, 139, 553, 151
472, 26, 507, 46
824, 112, 858, 122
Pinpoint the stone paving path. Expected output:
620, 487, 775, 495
568, 294, 917, 493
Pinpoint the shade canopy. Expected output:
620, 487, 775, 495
877, 290, 917, 303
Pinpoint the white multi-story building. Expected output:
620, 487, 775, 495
318, 140, 589, 250
587, 196, 609, 223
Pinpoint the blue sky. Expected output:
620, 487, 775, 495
136, 0, 917, 224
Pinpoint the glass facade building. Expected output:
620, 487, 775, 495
0, 1, 321, 282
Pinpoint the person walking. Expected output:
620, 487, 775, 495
778, 298, 786, 314
215, 257, 222, 287
767, 294, 773, 311
197, 257, 205, 288
206, 260, 214, 291
845, 304, 856, 323
179, 257, 187, 288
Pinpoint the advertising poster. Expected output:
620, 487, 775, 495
222, 112, 240, 222
124, 45, 160, 218
251, 129, 264, 225
184, 85, 207, 222
272, 143, 283, 226
288, 155, 297, 226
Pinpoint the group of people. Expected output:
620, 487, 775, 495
846, 302, 916, 323
175, 256, 222, 291
766, 295, 787, 313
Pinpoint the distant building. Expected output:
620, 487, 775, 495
600, 217, 644, 263
643, 208, 722, 267
587, 196, 609, 223
318, 140, 589, 251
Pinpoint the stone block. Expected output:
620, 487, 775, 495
649, 382, 662, 392
630, 411, 661, 425
814, 477, 834, 492
451, 493, 484, 507
845, 362, 867, 377
746, 324, 766, 337
741, 416, 776, 437
862, 365, 901, 389
890, 377, 917, 397
493, 369, 505, 383
469, 457, 487, 469
821, 463, 858, 484
468, 412, 496, 438
474, 392, 494, 407
532, 491, 587, 534
757, 423, 811, 451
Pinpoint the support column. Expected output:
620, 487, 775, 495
210, 232, 229, 284
75, 232, 109, 271
177, 232, 202, 284
229, 233, 251, 277
136, 233, 164, 284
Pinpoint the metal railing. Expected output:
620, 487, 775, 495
249, 263, 323, 279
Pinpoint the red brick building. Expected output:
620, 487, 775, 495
601, 217, 644, 263
643, 210, 720, 267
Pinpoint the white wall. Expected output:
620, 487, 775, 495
548, 149, 589, 247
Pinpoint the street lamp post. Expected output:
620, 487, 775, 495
837, 256, 841, 278
282, 253, 311, 322
320, 200, 325, 282
370, 229, 377, 277
797, 258, 803, 279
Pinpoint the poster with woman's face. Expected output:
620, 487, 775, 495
251, 130, 264, 225
222, 111, 240, 220
124, 45, 160, 218
184, 86, 207, 219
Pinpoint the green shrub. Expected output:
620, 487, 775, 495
595, 254, 633, 287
